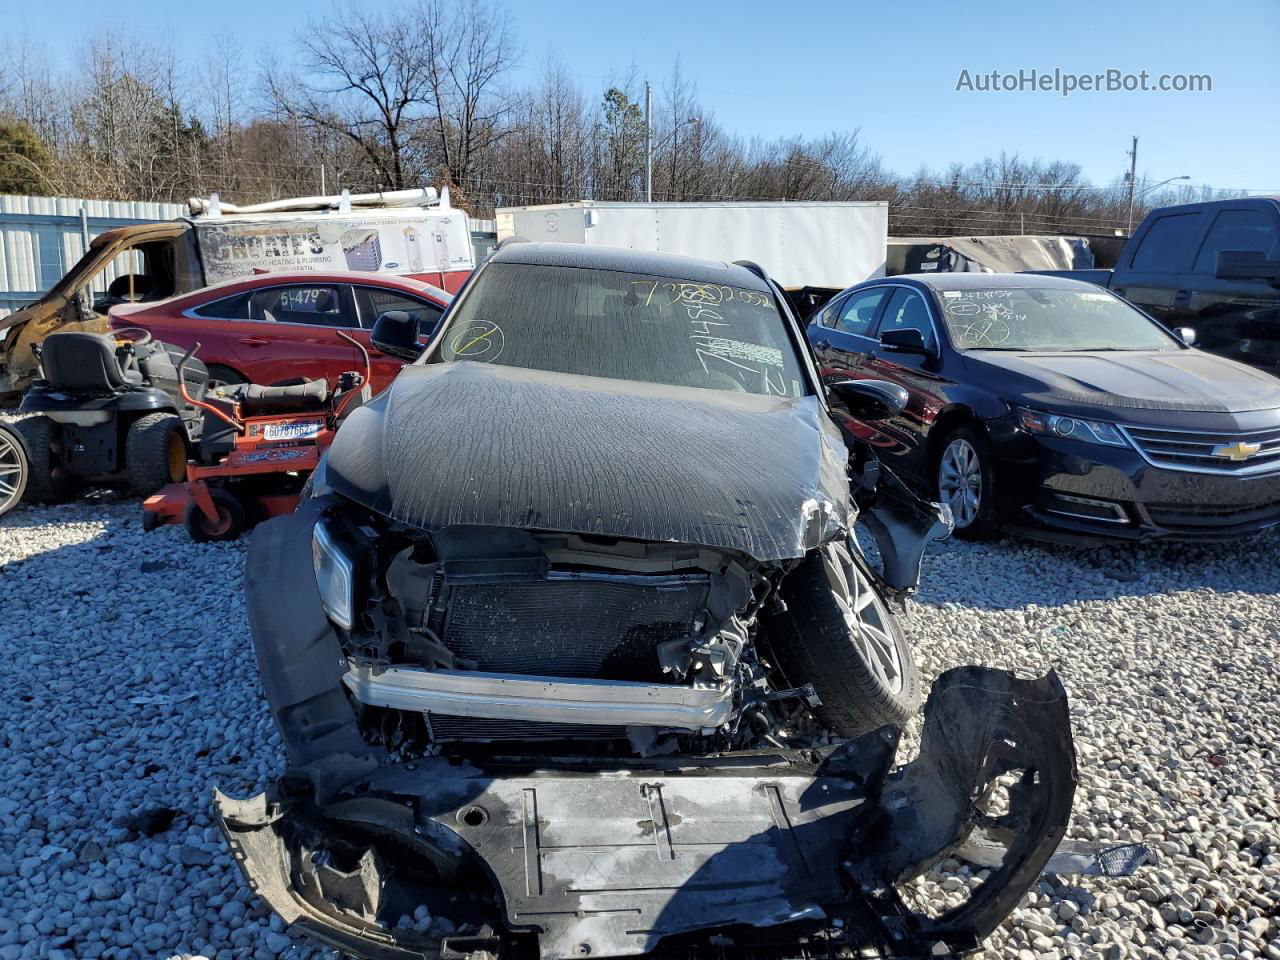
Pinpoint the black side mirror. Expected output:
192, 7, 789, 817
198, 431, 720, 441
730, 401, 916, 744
828, 378, 909, 421
1216, 250, 1280, 287
880, 326, 934, 356
371, 311, 424, 361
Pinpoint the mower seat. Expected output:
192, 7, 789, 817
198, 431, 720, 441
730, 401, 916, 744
40, 332, 144, 393
233, 379, 329, 413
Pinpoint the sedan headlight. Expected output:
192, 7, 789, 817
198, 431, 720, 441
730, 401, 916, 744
312, 519, 358, 629
1016, 407, 1129, 448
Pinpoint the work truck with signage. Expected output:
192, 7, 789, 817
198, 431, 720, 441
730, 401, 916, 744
0, 187, 473, 403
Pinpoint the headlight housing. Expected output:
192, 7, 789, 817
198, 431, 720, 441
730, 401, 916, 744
312, 519, 358, 629
1016, 407, 1130, 448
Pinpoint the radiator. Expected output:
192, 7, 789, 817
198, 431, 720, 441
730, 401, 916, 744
441, 573, 708, 683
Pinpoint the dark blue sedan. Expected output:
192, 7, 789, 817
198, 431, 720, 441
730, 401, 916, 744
807, 272, 1280, 542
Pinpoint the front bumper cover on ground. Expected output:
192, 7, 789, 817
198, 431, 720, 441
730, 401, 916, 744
217, 667, 1081, 959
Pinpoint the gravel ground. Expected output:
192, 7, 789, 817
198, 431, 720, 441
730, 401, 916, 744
0, 497, 1277, 960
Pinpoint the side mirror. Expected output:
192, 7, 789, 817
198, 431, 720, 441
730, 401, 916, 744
1216, 250, 1280, 287
828, 378, 909, 421
880, 326, 934, 356
1176, 326, 1197, 345
371, 311, 423, 361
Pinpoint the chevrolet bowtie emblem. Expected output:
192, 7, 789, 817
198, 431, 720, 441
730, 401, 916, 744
1211, 440, 1262, 461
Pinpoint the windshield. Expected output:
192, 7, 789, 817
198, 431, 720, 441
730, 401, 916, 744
938, 287, 1180, 352
431, 262, 809, 396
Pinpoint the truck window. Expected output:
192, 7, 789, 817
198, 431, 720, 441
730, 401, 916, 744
1129, 212, 1204, 272
87, 241, 177, 310
1192, 209, 1278, 273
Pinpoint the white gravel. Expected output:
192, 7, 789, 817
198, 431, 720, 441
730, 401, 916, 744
1, 497, 1277, 960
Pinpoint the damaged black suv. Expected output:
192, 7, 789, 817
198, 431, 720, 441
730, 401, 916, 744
220, 243, 1084, 960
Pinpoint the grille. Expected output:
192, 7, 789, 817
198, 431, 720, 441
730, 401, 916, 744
425, 713, 625, 742
1121, 423, 1280, 474
441, 573, 708, 682
1145, 499, 1280, 530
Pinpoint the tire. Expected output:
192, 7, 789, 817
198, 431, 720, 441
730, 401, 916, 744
764, 540, 922, 738
0, 423, 30, 516
184, 487, 246, 542
13, 416, 78, 504
934, 424, 1002, 541
126, 412, 188, 496
205, 365, 247, 397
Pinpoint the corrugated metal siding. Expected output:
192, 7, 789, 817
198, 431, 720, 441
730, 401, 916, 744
0, 194, 185, 318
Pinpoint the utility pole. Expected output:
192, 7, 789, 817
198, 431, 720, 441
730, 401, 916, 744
1125, 136, 1138, 234
644, 81, 653, 203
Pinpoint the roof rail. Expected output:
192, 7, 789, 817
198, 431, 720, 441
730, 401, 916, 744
496, 235, 531, 250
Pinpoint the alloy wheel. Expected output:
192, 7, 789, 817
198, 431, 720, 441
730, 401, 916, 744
824, 543, 905, 694
0, 428, 28, 515
939, 437, 982, 529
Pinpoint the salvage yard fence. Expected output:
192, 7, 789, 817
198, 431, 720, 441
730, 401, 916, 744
0, 194, 500, 319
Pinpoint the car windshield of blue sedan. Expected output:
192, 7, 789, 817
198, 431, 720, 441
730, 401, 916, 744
432, 262, 809, 396
938, 287, 1180, 352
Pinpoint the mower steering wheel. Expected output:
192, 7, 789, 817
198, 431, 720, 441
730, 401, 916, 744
113, 327, 153, 348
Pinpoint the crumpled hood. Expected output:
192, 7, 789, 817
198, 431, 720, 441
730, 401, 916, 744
324, 361, 851, 562
972, 349, 1280, 414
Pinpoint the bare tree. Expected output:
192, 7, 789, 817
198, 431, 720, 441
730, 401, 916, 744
0, 15, 1156, 239
265, 5, 433, 189
419, 0, 516, 198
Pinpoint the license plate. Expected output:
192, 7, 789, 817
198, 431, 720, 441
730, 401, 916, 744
263, 420, 323, 442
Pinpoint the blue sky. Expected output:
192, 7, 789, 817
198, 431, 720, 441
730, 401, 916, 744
10, 0, 1279, 193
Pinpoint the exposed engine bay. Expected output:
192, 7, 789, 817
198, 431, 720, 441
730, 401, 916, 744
213, 492, 1132, 960
323, 509, 835, 758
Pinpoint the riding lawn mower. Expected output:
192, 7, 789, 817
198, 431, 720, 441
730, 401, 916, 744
16, 327, 208, 503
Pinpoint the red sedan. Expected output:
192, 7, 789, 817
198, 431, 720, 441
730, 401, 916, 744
109, 271, 452, 393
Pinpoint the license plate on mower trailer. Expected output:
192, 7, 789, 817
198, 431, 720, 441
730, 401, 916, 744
262, 419, 324, 442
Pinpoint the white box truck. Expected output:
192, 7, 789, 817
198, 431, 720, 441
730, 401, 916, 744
494, 201, 888, 292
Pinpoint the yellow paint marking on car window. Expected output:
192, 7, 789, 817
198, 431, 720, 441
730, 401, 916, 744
456, 327, 498, 354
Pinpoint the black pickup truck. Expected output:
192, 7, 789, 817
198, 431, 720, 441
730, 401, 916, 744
1034, 196, 1280, 374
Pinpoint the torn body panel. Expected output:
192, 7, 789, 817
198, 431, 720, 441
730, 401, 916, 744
217, 666, 1079, 960
857, 460, 955, 596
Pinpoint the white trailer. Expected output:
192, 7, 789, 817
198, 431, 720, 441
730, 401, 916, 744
494, 201, 887, 289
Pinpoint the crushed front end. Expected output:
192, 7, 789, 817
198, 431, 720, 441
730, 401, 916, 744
219, 666, 1077, 960
221, 499, 1079, 959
